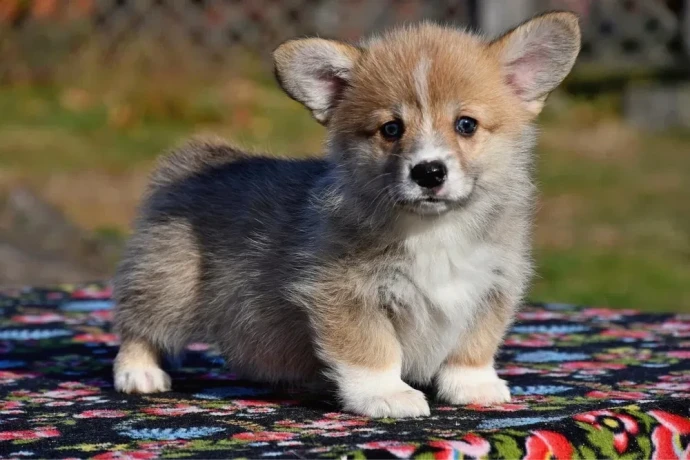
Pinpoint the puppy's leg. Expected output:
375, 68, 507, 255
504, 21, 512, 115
113, 339, 171, 394
315, 307, 430, 418
436, 292, 515, 405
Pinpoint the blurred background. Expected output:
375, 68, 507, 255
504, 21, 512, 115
0, 0, 687, 311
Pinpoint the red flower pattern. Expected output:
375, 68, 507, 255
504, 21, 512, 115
92, 451, 157, 460
586, 390, 648, 400
233, 431, 296, 442
358, 441, 417, 458
429, 434, 491, 459
574, 409, 640, 453
563, 362, 626, 370
649, 410, 690, 460
142, 404, 206, 416
0, 426, 60, 441
75, 409, 127, 418
71, 286, 113, 299
73, 333, 120, 344
524, 430, 573, 460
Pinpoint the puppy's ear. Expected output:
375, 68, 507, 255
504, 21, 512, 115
490, 11, 581, 115
273, 38, 361, 125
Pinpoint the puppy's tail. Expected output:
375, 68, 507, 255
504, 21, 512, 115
149, 135, 245, 188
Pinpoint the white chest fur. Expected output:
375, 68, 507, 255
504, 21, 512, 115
390, 216, 503, 383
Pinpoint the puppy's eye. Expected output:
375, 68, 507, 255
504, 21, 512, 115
380, 120, 404, 141
455, 116, 477, 136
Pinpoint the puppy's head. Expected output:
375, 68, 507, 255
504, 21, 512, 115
274, 13, 580, 217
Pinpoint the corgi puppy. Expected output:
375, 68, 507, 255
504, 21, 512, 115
113, 12, 581, 418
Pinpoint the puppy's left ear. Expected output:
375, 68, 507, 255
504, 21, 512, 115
490, 11, 581, 115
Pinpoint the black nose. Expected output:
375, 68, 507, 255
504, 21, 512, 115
410, 161, 447, 189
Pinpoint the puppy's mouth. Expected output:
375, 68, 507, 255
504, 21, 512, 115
395, 193, 473, 215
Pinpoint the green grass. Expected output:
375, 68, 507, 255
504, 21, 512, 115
0, 82, 688, 312
531, 103, 690, 311
533, 249, 690, 311
0, 84, 323, 173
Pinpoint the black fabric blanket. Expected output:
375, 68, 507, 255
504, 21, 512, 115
0, 283, 689, 459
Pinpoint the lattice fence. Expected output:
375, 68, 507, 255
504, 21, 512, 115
0, 0, 688, 82
578, 0, 686, 68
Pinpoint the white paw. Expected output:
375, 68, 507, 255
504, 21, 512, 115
436, 365, 511, 405
334, 364, 430, 418
114, 367, 171, 394
344, 387, 431, 418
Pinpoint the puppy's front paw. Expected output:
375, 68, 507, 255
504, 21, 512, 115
344, 387, 430, 418
436, 365, 510, 405
336, 365, 430, 418
114, 366, 171, 394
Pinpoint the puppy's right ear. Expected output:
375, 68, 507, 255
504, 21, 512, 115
273, 38, 361, 125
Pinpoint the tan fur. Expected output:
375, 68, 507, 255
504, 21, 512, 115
315, 304, 400, 369
114, 219, 202, 354
307, 265, 401, 369
114, 340, 160, 369
335, 23, 533, 134
444, 292, 514, 368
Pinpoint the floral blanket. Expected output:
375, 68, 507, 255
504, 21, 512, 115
0, 284, 689, 459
